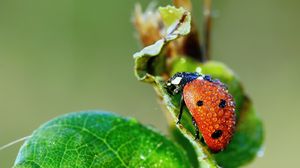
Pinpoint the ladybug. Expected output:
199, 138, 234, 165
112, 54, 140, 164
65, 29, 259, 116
166, 72, 236, 152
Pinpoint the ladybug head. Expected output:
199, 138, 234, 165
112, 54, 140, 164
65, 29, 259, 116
165, 72, 199, 95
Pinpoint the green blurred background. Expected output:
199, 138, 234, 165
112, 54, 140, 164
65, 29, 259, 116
0, 0, 299, 167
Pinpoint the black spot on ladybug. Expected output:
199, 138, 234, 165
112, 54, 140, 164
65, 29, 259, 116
211, 130, 223, 139
197, 100, 203, 106
219, 99, 226, 108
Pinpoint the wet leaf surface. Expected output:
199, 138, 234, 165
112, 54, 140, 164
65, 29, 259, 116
14, 111, 191, 168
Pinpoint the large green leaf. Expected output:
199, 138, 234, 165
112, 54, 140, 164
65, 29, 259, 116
133, 5, 264, 168
14, 111, 190, 168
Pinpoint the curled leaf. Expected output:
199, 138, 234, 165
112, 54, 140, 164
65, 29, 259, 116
133, 4, 202, 60
133, 6, 191, 83
159, 5, 191, 37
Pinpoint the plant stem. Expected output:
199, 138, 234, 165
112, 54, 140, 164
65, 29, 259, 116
203, 0, 212, 60
172, 0, 206, 62
172, 0, 192, 11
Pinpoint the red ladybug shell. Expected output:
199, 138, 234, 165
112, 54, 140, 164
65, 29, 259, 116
183, 78, 236, 152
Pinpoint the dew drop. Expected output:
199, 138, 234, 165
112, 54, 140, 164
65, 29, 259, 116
257, 147, 265, 157
140, 155, 146, 160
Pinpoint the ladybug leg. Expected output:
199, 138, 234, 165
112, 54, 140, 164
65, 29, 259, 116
192, 117, 200, 140
177, 95, 185, 124
200, 137, 205, 144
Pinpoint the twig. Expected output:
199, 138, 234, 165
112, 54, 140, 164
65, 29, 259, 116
172, 0, 192, 11
203, 0, 212, 60
0, 136, 31, 151
172, 0, 205, 62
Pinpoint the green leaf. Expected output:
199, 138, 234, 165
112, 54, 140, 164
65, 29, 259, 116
133, 5, 264, 168
14, 111, 191, 168
133, 39, 165, 83
158, 6, 191, 37
159, 6, 186, 27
